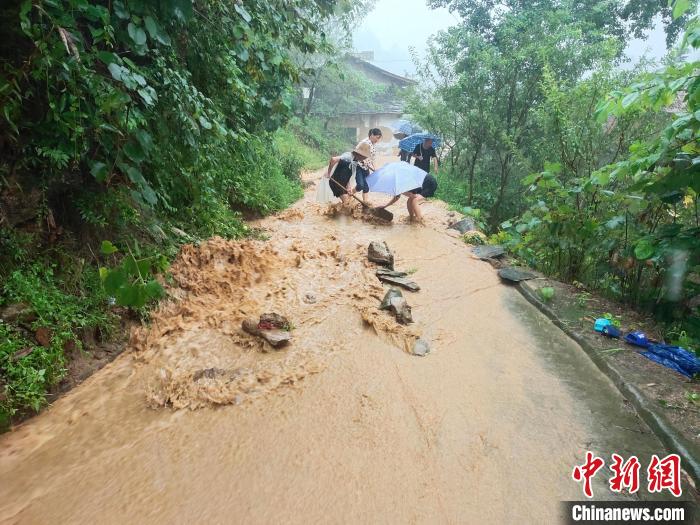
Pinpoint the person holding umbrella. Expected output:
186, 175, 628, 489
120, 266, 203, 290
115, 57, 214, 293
392, 121, 421, 162
367, 161, 438, 223
411, 137, 439, 175
377, 176, 437, 223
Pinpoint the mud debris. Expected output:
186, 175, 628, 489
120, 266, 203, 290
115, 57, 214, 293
193, 368, 227, 382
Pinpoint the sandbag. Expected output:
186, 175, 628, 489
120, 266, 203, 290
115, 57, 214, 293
315, 177, 335, 203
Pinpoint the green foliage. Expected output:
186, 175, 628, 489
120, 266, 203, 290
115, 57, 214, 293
539, 287, 556, 302
1, 263, 113, 422
413, 0, 699, 340
1, 0, 335, 227
0, 0, 342, 424
274, 126, 326, 173
603, 313, 622, 328
99, 241, 168, 310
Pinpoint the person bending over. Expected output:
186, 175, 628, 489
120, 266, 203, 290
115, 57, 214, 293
325, 142, 371, 204
378, 173, 438, 223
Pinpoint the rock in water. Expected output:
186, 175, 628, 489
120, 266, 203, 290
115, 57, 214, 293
376, 268, 408, 278
498, 267, 536, 283
380, 288, 404, 310
389, 297, 413, 325
376, 274, 420, 292
379, 289, 413, 324
242, 317, 291, 348
412, 339, 430, 357
259, 313, 290, 330
472, 245, 506, 260
368, 241, 394, 269
448, 218, 477, 234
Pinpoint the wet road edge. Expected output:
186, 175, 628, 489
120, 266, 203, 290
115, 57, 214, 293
515, 280, 700, 487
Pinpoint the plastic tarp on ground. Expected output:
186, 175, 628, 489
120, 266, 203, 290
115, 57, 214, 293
640, 344, 700, 378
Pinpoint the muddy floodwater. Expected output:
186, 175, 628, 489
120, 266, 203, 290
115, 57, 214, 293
0, 159, 688, 524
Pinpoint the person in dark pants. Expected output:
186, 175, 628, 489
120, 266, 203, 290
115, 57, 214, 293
325, 142, 371, 203
356, 129, 381, 205
411, 138, 439, 174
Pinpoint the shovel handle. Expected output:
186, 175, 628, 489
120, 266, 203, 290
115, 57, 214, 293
327, 176, 369, 208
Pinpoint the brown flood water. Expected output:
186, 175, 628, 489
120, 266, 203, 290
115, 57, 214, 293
0, 158, 686, 524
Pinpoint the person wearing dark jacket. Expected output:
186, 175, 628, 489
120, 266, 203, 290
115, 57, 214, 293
325, 142, 371, 203
411, 138, 439, 174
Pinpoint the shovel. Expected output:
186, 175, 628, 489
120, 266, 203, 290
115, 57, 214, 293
328, 177, 394, 222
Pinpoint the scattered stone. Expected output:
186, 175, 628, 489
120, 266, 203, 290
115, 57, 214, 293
376, 274, 420, 292
193, 368, 227, 382
35, 327, 52, 347
12, 347, 34, 362
472, 245, 506, 260
259, 313, 290, 330
302, 180, 315, 189
0, 303, 36, 324
380, 288, 404, 310
368, 241, 394, 269
412, 339, 430, 357
390, 297, 413, 325
380, 289, 413, 324
376, 268, 408, 278
498, 267, 536, 284
303, 293, 317, 304
448, 218, 477, 234
242, 314, 292, 348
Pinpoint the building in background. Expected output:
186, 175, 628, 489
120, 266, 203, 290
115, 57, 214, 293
335, 55, 415, 153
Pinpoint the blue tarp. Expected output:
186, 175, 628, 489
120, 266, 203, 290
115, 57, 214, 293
639, 344, 700, 378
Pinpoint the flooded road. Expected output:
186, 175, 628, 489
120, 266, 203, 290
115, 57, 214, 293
0, 159, 683, 523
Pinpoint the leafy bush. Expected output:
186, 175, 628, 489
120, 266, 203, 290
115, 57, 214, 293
539, 287, 556, 302
1, 264, 114, 423
99, 241, 167, 309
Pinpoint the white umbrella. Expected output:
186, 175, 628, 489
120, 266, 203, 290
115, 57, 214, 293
366, 162, 427, 196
